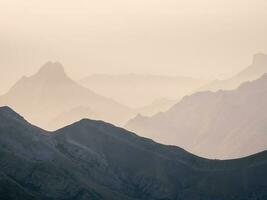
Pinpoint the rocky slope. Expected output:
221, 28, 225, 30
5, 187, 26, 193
0, 106, 267, 200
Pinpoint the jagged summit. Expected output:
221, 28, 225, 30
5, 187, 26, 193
252, 53, 267, 66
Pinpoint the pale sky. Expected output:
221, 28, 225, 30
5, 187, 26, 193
1, 0, 267, 93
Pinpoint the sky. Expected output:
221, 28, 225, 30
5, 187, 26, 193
0, 0, 267, 94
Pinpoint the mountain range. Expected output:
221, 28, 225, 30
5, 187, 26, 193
2, 53, 266, 132
200, 53, 267, 92
0, 62, 134, 130
0, 106, 267, 200
126, 73, 267, 159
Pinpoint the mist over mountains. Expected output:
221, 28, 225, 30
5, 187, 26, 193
1, 0, 267, 198
1, 53, 267, 132
1, 106, 267, 200
0, 54, 266, 199
135, 98, 177, 117
200, 53, 267, 92
80, 73, 208, 108
126, 72, 267, 159
0, 62, 135, 130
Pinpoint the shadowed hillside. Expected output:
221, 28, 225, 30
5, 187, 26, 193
0, 106, 267, 200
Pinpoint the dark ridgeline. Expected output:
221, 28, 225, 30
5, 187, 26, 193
0, 106, 266, 200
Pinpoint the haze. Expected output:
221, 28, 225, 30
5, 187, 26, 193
1, 0, 267, 94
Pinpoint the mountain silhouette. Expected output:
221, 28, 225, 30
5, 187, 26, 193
201, 53, 267, 91
126, 73, 267, 159
0, 106, 267, 200
0, 62, 134, 130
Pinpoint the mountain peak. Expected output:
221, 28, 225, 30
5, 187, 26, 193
0, 106, 25, 122
252, 53, 267, 66
36, 61, 67, 78
0, 106, 15, 113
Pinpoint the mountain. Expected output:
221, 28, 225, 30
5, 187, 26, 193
135, 98, 177, 116
80, 74, 208, 108
0, 62, 134, 130
1, 106, 267, 200
126, 73, 267, 159
200, 53, 267, 92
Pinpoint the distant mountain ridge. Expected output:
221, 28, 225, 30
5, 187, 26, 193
80, 73, 208, 108
134, 98, 177, 116
0, 62, 134, 130
0, 106, 267, 200
126, 73, 267, 159
200, 53, 267, 91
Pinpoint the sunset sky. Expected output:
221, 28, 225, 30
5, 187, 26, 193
1, 0, 267, 93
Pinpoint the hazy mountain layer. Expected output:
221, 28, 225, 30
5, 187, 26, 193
0, 62, 134, 130
200, 53, 267, 92
135, 98, 177, 116
80, 74, 208, 108
126, 73, 267, 159
0, 106, 267, 200
48, 106, 98, 130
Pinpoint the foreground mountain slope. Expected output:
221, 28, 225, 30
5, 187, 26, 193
0, 62, 133, 130
200, 53, 267, 92
0, 106, 267, 200
126, 73, 267, 159
0, 106, 134, 200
